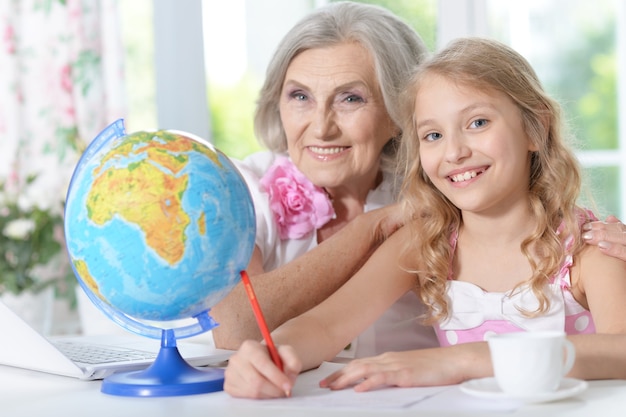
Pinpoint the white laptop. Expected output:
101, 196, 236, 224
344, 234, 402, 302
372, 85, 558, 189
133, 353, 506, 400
0, 299, 233, 380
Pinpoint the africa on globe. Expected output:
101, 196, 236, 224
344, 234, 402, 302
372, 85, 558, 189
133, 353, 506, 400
64, 119, 256, 336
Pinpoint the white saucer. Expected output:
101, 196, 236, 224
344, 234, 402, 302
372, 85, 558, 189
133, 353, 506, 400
460, 377, 588, 403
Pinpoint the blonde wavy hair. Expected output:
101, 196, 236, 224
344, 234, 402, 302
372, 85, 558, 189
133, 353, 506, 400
397, 37, 591, 323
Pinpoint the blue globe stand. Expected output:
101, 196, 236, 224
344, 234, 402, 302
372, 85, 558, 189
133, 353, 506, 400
101, 328, 224, 397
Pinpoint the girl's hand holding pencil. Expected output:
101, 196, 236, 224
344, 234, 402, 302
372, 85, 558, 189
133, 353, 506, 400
223, 271, 301, 399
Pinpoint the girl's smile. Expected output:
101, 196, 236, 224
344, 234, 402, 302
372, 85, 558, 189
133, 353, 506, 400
447, 166, 489, 184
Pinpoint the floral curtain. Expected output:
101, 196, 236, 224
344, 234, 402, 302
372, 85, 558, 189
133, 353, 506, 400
0, 0, 125, 298
0, 0, 125, 202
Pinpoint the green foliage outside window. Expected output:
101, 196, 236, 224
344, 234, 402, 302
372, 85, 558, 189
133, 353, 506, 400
209, 75, 263, 160
548, 21, 617, 151
337, 0, 437, 51
540, 7, 618, 217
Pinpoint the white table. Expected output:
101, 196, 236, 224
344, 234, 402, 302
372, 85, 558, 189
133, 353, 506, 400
2, 363, 626, 417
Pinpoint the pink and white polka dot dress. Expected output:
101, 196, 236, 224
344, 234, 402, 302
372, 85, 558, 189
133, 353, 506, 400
434, 225, 595, 347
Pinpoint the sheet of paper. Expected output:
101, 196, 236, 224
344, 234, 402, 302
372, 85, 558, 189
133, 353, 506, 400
227, 361, 522, 413
233, 361, 451, 410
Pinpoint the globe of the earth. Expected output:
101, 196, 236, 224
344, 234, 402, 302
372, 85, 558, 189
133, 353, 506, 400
64, 119, 255, 338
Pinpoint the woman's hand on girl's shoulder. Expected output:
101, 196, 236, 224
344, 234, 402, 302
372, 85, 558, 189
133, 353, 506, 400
583, 215, 626, 262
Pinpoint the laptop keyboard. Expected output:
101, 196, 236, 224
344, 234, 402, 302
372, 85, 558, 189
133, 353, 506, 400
53, 341, 157, 364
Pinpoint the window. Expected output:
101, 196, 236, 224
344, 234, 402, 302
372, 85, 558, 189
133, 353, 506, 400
137, 0, 624, 219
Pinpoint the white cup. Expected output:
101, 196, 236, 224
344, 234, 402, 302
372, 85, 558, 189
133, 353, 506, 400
487, 331, 575, 396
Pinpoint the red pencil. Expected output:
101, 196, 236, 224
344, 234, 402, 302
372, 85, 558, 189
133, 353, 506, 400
240, 270, 284, 372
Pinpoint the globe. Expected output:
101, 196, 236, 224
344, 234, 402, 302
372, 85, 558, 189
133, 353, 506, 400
64, 119, 256, 397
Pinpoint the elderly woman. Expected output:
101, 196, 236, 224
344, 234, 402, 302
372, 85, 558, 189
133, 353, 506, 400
211, 1, 436, 357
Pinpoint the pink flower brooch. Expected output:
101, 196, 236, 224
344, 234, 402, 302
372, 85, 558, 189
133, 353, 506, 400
260, 157, 335, 239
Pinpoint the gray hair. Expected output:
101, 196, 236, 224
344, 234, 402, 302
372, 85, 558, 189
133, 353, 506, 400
254, 1, 429, 175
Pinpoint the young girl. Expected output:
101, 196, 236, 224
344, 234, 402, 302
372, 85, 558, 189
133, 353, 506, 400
223, 38, 626, 399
